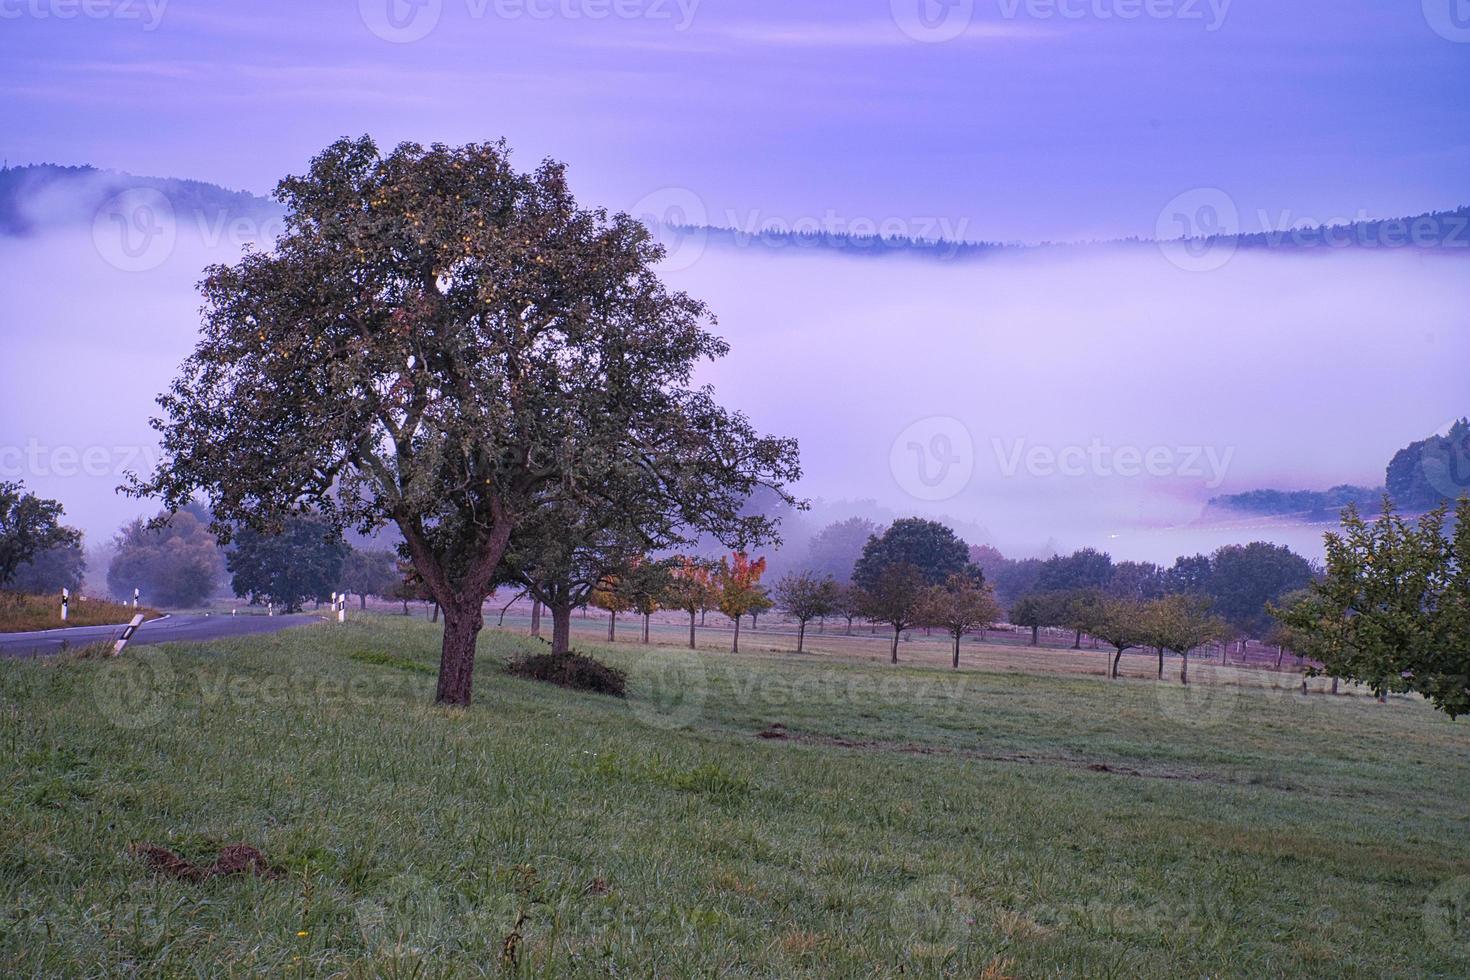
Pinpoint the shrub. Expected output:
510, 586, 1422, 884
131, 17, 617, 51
504, 652, 627, 697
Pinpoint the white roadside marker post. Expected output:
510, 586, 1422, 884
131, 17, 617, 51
133, 588, 139, 609
61, 588, 69, 622
268, 602, 274, 617
112, 613, 146, 656
337, 593, 346, 624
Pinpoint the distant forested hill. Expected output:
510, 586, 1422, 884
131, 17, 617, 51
0, 163, 280, 237
1211, 418, 1470, 518
675, 204, 1470, 261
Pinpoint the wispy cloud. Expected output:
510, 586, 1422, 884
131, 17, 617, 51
713, 19, 1050, 47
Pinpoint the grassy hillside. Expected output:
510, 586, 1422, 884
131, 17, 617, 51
0, 591, 160, 633
1, 616, 1467, 976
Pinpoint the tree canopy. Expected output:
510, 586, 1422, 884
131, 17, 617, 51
851, 517, 971, 592
0, 481, 80, 590
108, 505, 220, 607
226, 516, 348, 613
130, 136, 799, 704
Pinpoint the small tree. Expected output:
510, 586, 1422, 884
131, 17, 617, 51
774, 571, 839, 653
227, 516, 348, 613
620, 557, 673, 644
663, 557, 718, 649
831, 583, 862, 635
1059, 588, 1106, 649
0, 481, 81, 589
857, 562, 927, 664
340, 548, 400, 609
715, 552, 768, 653
1141, 594, 1227, 685
1010, 592, 1065, 646
921, 573, 1001, 669
1093, 598, 1149, 679
1282, 498, 1470, 717
590, 575, 633, 643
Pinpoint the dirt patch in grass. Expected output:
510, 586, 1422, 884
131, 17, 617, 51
504, 652, 626, 697
130, 843, 282, 882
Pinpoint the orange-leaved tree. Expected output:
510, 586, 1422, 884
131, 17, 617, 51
715, 552, 768, 654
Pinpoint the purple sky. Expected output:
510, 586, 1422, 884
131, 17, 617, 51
2, 0, 1468, 563
2, 0, 1468, 241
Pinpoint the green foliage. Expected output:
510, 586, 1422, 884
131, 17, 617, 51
773, 571, 840, 626
805, 517, 879, 585
226, 516, 348, 613
1036, 547, 1114, 593
0, 481, 80, 589
1386, 418, 1470, 510
107, 506, 221, 608
130, 135, 799, 705
1205, 541, 1317, 637
8, 539, 85, 595
339, 549, 400, 606
1282, 497, 1470, 718
851, 517, 971, 592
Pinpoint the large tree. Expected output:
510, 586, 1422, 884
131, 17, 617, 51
9, 539, 86, 595
1205, 541, 1316, 640
773, 570, 840, 653
108, 506, 220, 608
226, 516, 348, 613
130, 137, 798, 705
1282, 498, 1469, 718
806, 516, 880, 584
851, 517, 971, 593
0, 481, 80, 589
1036, 547, 1115, 593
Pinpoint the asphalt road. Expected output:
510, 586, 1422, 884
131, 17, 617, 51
0, 613, 323, 658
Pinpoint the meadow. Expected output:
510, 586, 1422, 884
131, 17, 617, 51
0, 592, 160, 634
1, 615, 1467, 977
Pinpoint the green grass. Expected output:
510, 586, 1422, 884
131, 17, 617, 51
1, 615, 1468, 977
0, 591, 161, 633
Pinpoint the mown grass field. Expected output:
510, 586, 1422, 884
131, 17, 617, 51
0, 591, 160, 634
1, 615, 1468, 977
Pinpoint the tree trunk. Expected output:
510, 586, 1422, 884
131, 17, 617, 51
551, 604, 573, 655
359, 594, 367, 611
1332, 677, 1340, 696
401, 599, 410, 615
845, 616, 854, 636
1073, 629, 1082, 650
1111, 648, 1123, 679
700, 609, 707, 626
1276, 644, 1285, 669
688, 611, 697, 649
530, 600, 542, 638
1030, 626, 1039, 646
818, 615, 824, 634
797, 620, 806, 654
952, 634, 961, 670
1180, 650, 1189, 685
732, 615, 741, 654
750, 612, 758, 631
436, 602, 484, 706
642, 613, 651, 644
1156, 647, 1164, 679
607, 611, 616, 643
890, 626, 900, 664
431, 602, 440, 623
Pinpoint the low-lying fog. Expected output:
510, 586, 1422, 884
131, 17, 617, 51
3, 213, 1466, 564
